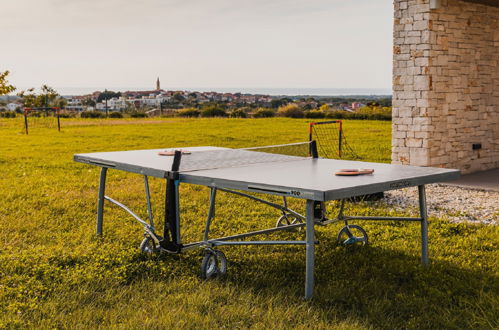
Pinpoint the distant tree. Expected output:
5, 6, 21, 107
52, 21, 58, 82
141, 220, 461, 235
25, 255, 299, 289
82, 98, 96, 107
270, 98, 289, 109
229, 109, 247, 118
81, 110, 105, 118
56, 97, 67, 109
201, 102, 226, 110
17, 85, 59, 108
304, 110, 326, 119
319, 104, 330, 112
252, 108, 275, 118
377, 97, 392, 107
237, 106, 252, 113
277, 103, 304, 118
97, 90, 120, 103
109, 111, 123, 118
200, 105, 227, 117
0, 71, 16, 95
176, 108, 200, 118
172, 92, 185, 102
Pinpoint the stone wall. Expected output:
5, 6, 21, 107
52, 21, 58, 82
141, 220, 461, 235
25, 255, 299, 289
392, 0, 499, 173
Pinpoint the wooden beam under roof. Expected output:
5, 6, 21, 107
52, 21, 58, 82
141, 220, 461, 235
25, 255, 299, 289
460, 0, 499, 7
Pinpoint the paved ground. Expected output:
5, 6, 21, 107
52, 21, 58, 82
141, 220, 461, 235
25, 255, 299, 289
443, 167, 499, 192
383, 168, 499, 225
384, 184, 498, 225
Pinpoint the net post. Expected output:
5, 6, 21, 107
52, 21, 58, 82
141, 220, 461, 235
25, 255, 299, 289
310, 140, 319, 159
308, 122, 315, 142
309, 123, 315, 157
24, 108, 29, 135
162, 149, 183, 252
338, 120, 343, 158
172, 150, 182, 171
56, 108, 61, 132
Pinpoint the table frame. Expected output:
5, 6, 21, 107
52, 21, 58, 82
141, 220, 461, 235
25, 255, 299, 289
94, 166, 429, 299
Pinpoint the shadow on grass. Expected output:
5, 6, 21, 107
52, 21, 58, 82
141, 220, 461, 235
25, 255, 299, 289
196, 237, 498, 328
49, 232, 497, 328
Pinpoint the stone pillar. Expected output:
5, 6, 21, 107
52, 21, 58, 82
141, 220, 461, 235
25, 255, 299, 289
392, 0, 499, 174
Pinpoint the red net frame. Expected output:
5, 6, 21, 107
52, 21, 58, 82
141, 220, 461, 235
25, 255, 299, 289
309, 120, 360, 160
23, 107, 61, 134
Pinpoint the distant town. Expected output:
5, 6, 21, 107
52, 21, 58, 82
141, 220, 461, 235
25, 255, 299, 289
0, 78, 392, 120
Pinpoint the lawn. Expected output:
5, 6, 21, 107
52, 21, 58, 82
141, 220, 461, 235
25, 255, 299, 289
0, 117, 497, 328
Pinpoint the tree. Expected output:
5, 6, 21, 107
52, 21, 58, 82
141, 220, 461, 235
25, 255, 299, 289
82, 98, 96, 107
270, 98, 289, 109
17, 85, 59, 108
277, 103, 304, 118
56, 98, 67, 109
172, 92, 185, 102
40, 85, 59, 107
0, 71, 16, 95
97, 90, 120, 103
319, 104, 330, 112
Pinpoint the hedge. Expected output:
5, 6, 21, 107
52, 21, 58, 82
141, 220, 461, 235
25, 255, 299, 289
109, 112, 123, 118
252, 108, 276, 118
81, 111, 105, 118
176, 108, 201, 117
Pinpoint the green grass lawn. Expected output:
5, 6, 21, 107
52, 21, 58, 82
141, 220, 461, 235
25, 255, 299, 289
0, 117, 497, 328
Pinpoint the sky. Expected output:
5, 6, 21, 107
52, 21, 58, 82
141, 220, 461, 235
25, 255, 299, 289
1, 0, 393, 92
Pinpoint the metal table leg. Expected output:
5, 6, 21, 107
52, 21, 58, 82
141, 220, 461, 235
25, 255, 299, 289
174, 180, 181, 244
96, 167, 108, 236
418, 185, 429, 265
144, 175, 154, 227
203, 187, 217, 242
305, 199, 315, 299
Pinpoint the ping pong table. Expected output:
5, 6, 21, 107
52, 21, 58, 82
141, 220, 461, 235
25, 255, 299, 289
74, 141, 460, 299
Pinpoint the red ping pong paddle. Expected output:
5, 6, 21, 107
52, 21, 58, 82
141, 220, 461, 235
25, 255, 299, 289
335, 169, 374, 176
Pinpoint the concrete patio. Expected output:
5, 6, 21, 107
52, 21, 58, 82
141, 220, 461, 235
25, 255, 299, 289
444, 167, 499, 192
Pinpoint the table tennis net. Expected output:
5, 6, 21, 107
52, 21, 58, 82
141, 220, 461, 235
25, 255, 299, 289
177, 142, 312, 172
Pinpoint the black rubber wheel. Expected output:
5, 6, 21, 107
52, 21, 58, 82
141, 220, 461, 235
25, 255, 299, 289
337, 225, 368, 246
200, 249, 227, 279
276, 214, 304, 229
140, 236, 159, 254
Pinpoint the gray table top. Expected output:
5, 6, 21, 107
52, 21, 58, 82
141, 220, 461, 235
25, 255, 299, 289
74, 146, 460, 201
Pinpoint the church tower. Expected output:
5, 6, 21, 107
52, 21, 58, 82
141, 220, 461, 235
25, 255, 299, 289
156, 77, 160, 91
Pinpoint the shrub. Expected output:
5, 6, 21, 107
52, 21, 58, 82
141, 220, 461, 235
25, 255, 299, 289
252, 108, 275, 118
325, 111, 347, 119
357, 106, 392, 120
304, 110, 326, 119
319, 104, 330, 112
324, 108, 392, 121
109, 111, 124, 118
277, 103, 304, 118
81, 111, 105, 118
229, 109, 247, 118
0, 111, 16, 118
200, 106, 227, 117
130, 111, 147, 118
237, 106, 252, 113
176, 108, 200, 118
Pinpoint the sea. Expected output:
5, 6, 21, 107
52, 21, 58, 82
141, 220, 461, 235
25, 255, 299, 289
41, 87, 392, 97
